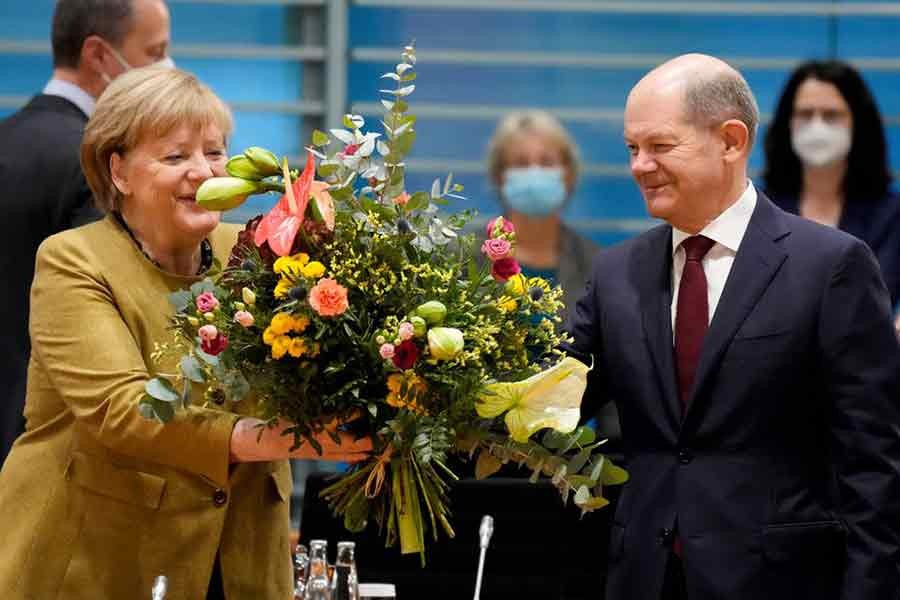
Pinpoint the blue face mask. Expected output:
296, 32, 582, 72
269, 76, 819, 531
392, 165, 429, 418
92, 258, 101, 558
501, 166, 567, 217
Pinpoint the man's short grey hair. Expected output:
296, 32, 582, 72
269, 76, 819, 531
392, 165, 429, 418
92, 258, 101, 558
52, 0, 134, 69
684, 71, 760, 147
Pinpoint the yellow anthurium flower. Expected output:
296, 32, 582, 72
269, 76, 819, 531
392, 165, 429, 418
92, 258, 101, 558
476, 356, 590, 443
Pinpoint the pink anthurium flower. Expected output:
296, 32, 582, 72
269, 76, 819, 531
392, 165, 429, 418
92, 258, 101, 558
254, 151, 316, 256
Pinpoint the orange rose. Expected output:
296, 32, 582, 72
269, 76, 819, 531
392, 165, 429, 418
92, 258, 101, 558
308, 278, 349, 317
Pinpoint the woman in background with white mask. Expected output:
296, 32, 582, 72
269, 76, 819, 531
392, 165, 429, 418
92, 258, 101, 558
763, 60, 900, 322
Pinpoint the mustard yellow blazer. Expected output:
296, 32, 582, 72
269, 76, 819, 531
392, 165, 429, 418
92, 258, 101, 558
0, 216, 293, 599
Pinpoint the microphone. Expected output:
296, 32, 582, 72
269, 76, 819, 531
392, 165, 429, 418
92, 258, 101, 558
473, 515, 494, 600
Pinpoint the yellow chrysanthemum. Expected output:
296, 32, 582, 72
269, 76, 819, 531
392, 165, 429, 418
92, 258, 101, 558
262, 326, 277, 345
505, 273, 527, 297
272, 335, 292, 359
497, 295, 518, 313
527, 276, 552, 291
273, 253, 310, 275
269, 312, 294, 335
288, 337, 307, 358
274, 278, 293, 299
386, 373, 428, 414
291, 315, 310, 333
301, 261, 326, 279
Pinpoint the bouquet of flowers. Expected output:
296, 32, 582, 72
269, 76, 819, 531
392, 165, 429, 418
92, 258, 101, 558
142, 44, 626, 561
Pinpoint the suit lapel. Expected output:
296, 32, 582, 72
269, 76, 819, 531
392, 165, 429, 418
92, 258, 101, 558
682, 195, 790, 426
636, 226, 683, 432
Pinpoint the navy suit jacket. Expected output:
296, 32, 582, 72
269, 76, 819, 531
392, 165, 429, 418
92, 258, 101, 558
564, 193, 900, 600
0, 95, 100, 466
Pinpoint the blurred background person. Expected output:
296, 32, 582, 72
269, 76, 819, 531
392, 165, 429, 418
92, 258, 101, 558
0, 67, 370, 599
486, 109, 621, 448
0, 0, 173, 466
763, 60, 900, 320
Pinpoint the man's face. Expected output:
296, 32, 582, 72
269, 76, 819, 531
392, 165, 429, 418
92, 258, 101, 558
114, 0, 171, 71
624, 85, 727, 231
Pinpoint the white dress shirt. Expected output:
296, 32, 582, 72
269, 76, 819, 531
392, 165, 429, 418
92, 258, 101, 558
671, 181, 757, 331
43, 79, 95, 118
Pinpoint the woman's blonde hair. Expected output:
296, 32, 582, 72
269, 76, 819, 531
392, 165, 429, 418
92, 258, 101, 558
486, 110, 580, 194
81, 67, 234, 213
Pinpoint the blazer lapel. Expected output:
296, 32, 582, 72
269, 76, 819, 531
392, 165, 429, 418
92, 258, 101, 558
682, 195, 790, 425
636, 226, 683, 432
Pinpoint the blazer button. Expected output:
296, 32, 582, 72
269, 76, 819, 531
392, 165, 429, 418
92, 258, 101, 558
657, 527, 674, 547
678, 448, 693, 465
213, 489, 228, 507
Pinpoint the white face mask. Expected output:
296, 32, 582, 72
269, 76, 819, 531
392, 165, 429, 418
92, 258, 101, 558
101, 43, 176, 83
790, 118, 852, 167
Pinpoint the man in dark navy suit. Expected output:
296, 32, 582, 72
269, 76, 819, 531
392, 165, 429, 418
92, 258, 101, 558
566, 54, 900, 599
0, 0, 172, 466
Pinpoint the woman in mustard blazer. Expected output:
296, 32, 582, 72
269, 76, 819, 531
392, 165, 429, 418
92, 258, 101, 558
0, 68, 370, 599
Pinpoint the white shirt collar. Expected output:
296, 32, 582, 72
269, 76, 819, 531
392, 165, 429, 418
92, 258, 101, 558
43, 79, 95, 118
672, 181, 757, 255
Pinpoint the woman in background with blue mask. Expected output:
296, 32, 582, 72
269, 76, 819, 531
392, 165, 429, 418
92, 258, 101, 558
763, 61, 900, 333
486, 110, 599, 317
486, 111, 622, 444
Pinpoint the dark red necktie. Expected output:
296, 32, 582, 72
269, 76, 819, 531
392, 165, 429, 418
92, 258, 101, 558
674, 235, 716, 413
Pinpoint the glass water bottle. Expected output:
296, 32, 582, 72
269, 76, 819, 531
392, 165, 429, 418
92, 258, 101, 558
330, 541, 359, 600
304, 539, 331, 600
293, 543, 310, 599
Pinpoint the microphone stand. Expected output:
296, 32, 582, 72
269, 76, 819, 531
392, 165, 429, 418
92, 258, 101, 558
473, 515, 494, 600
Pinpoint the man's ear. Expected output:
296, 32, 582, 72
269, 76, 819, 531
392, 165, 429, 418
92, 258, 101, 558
79, 35, 107, 75
109, 152, 131, 196
720, 119, 750, 164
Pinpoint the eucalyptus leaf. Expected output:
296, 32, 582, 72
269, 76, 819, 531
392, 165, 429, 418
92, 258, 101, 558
180, 378, 192, 409
573, 484, 591, 505
443, 173, 454, 197
189, 279, 215, 297
377, 141, 391, 157
223, 370, 250, 403
381, 99, 395, 111
195, 347, 220, 367
475, 451, 503, 480
600, 460, 629, 485
168, 290, 194, 313
381, 72, 401, 81
330, 129, 355, 145
568, 449, 591, 474
145, 377, 179, 403
180, 355, 205, 383
430, 178, 441, 200
407, 191, 430, 212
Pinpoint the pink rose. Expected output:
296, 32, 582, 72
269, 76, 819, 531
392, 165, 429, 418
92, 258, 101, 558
233, 311, 254, 328
196, 292, 220, 313
485, 216, 515, 239
379, 343, 396, 359
201, 334, 228, 356
308, 278, 349, 317
198, 324, 219, 342
481, 238, 512, 262
491, 257, 521, 282
398, 322, 415, 341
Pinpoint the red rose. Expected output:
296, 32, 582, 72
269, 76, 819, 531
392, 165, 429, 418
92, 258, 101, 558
201, 334, 229, 356
491, 257, 521, 282
343, 143, 360, 156
392, 339, 420, 370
